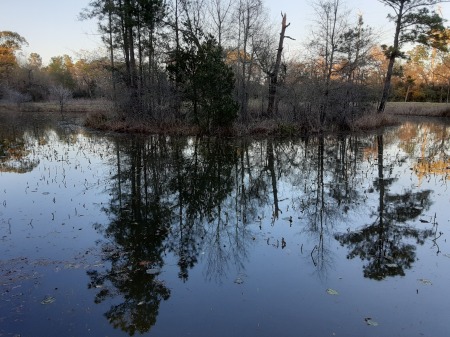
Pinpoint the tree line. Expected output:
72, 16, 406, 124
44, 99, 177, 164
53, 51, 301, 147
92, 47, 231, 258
0, 0, 449, 132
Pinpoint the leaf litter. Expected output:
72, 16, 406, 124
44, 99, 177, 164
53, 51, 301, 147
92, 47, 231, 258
417, 278, 432, 285
326, 288, 339, 295
40, 295, 56, 305
364, 317, 379, 326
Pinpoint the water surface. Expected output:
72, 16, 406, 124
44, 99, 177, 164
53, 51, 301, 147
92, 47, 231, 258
1, 112, 449, 337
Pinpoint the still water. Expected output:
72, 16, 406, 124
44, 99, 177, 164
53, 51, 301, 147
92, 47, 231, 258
0, 112, 449, 337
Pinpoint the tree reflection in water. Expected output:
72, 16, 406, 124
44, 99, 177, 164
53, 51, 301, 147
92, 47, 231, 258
85, 130, 440, 334
87, 136, 172, 335
88, 136, 257, 333
290, 135, 365, 276
335, 135, 433, 280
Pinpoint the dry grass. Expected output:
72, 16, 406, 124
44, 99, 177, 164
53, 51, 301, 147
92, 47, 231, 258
0, 99, 114, 114
352, 112, 399, 131
384, 102, 450, 117
85, 111, 202, 136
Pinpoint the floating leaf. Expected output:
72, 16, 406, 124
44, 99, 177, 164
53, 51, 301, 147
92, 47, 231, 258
418, 278, 432, 285
419, 219, 430, 223
364, 317, 379, 326
326, 288, 339, 295
41, 295, 55, 305
234, 277, 244, 285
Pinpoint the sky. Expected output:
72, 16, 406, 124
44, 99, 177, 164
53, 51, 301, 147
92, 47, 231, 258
2, 0, 450, 65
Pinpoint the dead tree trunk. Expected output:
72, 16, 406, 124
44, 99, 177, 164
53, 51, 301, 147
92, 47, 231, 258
267, 13, 292, 118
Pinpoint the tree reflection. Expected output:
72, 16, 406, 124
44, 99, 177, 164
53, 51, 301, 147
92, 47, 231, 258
85, 128, 441, 335
297, 136, 364, 275
88, 136, 255, 334
88, 136, 172, 335
335, 135, 433, 280
167, 137, 252, 283
0, 133, 39, 173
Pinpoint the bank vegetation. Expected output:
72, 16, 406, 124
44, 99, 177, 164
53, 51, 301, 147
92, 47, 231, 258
1, 0, 449, 137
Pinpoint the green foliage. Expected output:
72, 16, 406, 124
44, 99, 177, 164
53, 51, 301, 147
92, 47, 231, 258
380, 0, 449, 56
168, 34, 238, 131
399, 8, 448, 51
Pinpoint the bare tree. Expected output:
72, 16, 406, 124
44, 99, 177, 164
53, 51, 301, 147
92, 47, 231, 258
207, 0, 235, 47
233, 0, 265, 122
179, 0, 207, 38
50, 85, 73, 114
266, 13, 294, 117
309, 0, 349, 126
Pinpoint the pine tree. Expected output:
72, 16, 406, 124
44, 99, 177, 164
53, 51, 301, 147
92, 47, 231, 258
377, 0, 449, 112
168, 34, 238, 132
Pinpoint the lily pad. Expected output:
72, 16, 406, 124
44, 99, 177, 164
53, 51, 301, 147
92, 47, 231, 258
418, 278, 432, 285
41, 295, 55, 305
326, 288, 339, 295
364, 317, 379, 326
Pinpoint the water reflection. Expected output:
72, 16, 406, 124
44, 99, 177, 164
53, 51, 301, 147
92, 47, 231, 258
0, 130, 39, 173
85, 128, 448, 333
87, 137, 173, 334
335, 135, 434, 280
2, 113, 449, 336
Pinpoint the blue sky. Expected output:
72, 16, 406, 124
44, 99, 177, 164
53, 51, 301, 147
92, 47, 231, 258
1, 0, 450, 65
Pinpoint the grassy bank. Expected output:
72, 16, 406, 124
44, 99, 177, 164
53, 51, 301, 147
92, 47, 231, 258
384, 102, 450, 117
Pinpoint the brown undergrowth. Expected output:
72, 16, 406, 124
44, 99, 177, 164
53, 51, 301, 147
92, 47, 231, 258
4, 99, 448, 137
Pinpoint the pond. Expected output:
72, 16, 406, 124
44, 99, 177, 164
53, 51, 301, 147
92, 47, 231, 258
0, 112, 449, 337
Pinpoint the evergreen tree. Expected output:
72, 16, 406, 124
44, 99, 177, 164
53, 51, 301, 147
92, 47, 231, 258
377, 0, 449, 112
168, 34, 238, 132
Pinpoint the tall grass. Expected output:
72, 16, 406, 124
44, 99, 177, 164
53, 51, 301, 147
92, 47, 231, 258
385, 102, 450, 117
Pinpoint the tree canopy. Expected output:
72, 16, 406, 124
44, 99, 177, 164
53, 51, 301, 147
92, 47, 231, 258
0, 31, 28, 83
377, 0, 450, 112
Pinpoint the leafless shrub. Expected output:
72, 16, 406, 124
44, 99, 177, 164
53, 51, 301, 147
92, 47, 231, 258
49, 85, 73, 114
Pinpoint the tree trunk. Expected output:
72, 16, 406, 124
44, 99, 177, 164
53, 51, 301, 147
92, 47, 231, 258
378, 2, 404, 113
267, 13, 290, 118
404, 85, 410, 102
108, 1, 116, 102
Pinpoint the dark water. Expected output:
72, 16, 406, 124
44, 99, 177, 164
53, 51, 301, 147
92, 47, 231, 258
0, 112, 449, 337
